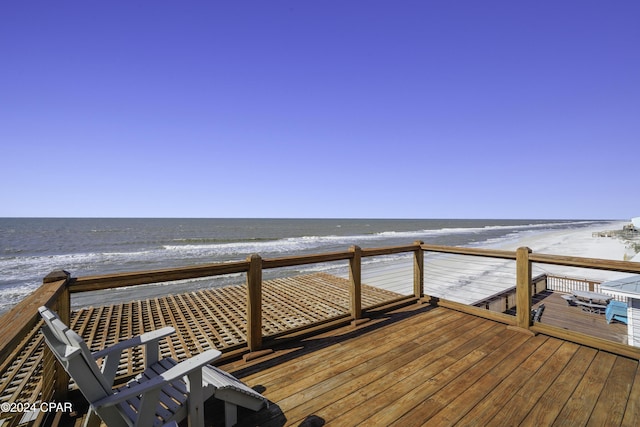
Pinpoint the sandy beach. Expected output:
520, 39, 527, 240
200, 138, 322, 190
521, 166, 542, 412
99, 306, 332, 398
360, 221, 639, 304
496, 220, 636, 260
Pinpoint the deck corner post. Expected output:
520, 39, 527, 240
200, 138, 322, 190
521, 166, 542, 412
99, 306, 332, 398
413, 240, 425, 299
246, 254, 263, 352
516, 247, 533, 329
349, 245, 362, 320
43, 270, 72, 401
44, 270, 72, 325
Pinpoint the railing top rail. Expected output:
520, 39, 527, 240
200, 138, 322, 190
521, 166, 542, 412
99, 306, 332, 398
0, 275, 68, 361
530, 253, 640, 274
421, 244, 517, 260
361, 244, 421, 257
69, 260, 250, 293
262, 250, 353, 269
66, 244, 424, 292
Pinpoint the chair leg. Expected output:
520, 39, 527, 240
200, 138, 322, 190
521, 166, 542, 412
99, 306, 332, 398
224, 401, 238, 427
187, 369, 204, 427
82, 408, 102, 427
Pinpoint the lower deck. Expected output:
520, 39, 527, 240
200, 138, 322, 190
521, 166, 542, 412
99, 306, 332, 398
528, 290, 628, 343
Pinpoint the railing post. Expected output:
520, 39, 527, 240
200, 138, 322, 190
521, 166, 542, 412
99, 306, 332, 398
413, 240, 424, 299
515, 247, 533, 329
246, 254, 262, 352
349, 245, 362, 321
43, 270, 71, 401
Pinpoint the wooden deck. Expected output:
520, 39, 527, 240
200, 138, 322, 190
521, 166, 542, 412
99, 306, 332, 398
4, 274, 638, 426
524, 290, 629, 344
0, 273, 403, 424
214, 303, 640, 426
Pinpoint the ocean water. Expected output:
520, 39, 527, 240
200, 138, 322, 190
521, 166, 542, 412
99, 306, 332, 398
0, 218, 609, 313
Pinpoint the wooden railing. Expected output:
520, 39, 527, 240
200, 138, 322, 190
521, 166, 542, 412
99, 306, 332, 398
0, 271, 70, 426
546, 274, 602, 294
525, 251, 640, 359
2, 242, 640, 426
473, 274, 548, 312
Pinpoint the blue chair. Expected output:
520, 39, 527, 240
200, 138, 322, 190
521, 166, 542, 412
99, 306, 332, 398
605, 300, 628, 325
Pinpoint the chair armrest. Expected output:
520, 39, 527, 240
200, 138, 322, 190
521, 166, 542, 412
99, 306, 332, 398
93, 326, 175, 384
92, 326, 175, 359
159, 349, 222, 383
93, 350, 222, 408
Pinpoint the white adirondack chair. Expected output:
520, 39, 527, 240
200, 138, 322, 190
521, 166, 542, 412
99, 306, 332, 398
39, 306, 268, 427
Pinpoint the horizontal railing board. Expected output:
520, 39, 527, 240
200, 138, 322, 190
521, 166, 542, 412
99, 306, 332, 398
0, 278, 67, 363
532, 322, 640, 360
421, 244, 517, 260
262, 251, 353, 269
437, 298, 516, 325
361, 244, 421, 257
69, 261, 250, 292
530, 253, 640, 273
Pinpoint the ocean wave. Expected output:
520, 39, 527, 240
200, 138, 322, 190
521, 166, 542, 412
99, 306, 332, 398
0, 282, 41, 313
158, 220, 598, 257
374, 220, 596, 238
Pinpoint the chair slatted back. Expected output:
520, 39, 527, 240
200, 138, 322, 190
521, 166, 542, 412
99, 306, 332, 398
39, 307, 129, 426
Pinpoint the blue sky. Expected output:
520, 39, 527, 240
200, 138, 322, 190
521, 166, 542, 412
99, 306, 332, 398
1, 1, 638, 219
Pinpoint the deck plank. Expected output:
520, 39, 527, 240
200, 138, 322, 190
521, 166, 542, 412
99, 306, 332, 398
288, 314, 480, 424
449, 334, 555, 426
278, 313, 483, 425
621, 361, 640, 427
244, 308, 460, 393
520, 345, 598, 425
482, 339, 577, 425
325, 322, 506, 426
388, 329, 538, 427
428, 335, 564, 425
589, 356, 638, 426
553, 351, 618, 425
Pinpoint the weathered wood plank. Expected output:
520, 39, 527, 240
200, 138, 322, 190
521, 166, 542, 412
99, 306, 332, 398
589, 356, 638, 426
242, 307, 460, 393
480, 339, 576, 426
327, 323, 507, 426
280, 312, 480, 425
68, 261, 249, 292
452, 336, 562, 426
428, 335, 561, 425
518, 345, 597, 425
621, 358, 640, 427
388, 329, 537, 427
529, 253, 640, 274
294, 314, 477, 424
553, 351, 618, 425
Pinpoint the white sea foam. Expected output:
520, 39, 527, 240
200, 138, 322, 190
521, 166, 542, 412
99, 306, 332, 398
160, 222, 597, 258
